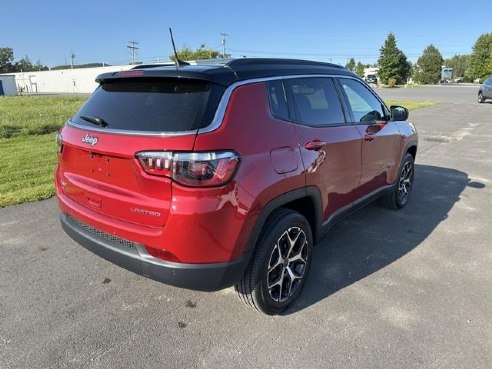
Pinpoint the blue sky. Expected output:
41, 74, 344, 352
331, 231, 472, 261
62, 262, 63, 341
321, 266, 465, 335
1, 0, 490, 67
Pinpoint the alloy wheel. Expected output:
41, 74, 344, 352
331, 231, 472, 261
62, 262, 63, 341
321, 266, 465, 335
398, 160, 413, 206
267, 227, 308, 302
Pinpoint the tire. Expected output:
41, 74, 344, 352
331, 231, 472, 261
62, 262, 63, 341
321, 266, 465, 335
380, 153, 415, 210
235, 208, 313, 315
478, 92, 485, 103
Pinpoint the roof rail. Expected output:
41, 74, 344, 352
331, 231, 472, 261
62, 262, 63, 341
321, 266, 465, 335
226, 58, 344, 69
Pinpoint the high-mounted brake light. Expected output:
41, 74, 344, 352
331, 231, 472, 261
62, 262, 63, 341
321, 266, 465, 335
136, 151, 240, 187
115, 70, 145, 78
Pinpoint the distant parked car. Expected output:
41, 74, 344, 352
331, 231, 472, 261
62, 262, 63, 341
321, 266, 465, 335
478, 77, 492, 103
365, 74, 378, 84
438, 79, 449, 84
454, 77, 464, 83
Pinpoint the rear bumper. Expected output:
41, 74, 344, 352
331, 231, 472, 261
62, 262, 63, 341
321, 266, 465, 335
60, 213, 250, 291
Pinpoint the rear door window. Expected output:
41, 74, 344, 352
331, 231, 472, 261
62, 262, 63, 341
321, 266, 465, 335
72, 79, 225, 132
285, 78, 346, 126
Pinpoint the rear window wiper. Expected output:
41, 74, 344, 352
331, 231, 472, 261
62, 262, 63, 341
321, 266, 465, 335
80, 115, 109, 128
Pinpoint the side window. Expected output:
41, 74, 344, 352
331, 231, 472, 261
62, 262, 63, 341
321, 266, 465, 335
339, 78, 387, 123
267, 80, 289, 121
285, 78, 345, 126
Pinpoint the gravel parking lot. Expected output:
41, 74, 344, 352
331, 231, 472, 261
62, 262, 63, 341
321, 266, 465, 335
1, 85, 491, 369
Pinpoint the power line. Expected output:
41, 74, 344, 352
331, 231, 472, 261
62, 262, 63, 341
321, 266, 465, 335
127, 41, 139, 64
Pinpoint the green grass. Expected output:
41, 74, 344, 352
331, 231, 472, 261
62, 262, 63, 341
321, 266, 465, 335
386, 100, 438, 110
0, 96, 86, 138
0, 96, 85, 207
0, 134, 58, 207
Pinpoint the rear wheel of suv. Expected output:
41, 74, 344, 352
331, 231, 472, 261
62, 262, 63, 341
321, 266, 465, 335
478, 92, 485, 103
380, 153, 414, 210
235, 208, 313, 315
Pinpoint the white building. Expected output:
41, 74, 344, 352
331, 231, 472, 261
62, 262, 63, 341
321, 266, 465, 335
7, 65, 134, 94
0, 75, 17, 96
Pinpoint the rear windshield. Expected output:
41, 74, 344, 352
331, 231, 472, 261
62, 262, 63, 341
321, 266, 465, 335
71, 78, 225, 132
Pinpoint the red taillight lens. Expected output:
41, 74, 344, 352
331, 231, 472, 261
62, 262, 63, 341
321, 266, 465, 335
56, 132, 63, 153
136, 151, 173, 177
136, 151, 240, 187
173, 152, 240, 187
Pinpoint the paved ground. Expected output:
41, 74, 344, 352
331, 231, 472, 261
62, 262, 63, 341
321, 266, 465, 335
1, 86, 491, 369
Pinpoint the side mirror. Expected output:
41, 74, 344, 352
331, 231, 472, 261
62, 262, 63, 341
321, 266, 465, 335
390, 105, 409, 121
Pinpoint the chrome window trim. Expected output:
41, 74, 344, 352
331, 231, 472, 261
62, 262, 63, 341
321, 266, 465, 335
66, 74, 362, 137
66, 120, 200, 137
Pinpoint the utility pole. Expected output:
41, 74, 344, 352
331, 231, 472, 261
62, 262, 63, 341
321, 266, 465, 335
127, 41, 139, 64
70, 50, 75, 69
220, 33, 229, 58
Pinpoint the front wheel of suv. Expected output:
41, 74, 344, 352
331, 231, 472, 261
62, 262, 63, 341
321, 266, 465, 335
380, 153, 415, 210
235, 208, 313, 315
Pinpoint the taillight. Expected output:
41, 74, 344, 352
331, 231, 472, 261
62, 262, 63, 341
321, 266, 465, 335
136, 151, 240, 187
136, 151, 173, 177
56, 132, 63, 153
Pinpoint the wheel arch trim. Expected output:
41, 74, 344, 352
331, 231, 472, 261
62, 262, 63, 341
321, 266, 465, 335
243, 187, 322, 257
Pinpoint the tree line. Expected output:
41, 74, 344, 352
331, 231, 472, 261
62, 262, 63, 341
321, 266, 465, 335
0, 47, 110, 73
2, 32, 491, 84
0, 47, 49, 73
346, 32, 492, 85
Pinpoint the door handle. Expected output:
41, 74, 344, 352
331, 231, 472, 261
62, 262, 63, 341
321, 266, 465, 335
364, 133, 376, 141
305, 139, 327, 151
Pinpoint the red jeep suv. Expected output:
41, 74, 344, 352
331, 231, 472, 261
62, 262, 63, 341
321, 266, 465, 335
56, 59, 417, 314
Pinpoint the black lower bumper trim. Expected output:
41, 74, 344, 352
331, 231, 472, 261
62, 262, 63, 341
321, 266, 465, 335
60, 214, 249, 292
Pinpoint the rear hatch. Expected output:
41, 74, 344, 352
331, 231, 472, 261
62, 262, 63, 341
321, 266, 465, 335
58, 76, 225, 227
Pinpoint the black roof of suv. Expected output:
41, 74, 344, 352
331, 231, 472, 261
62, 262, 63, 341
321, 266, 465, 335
96, 58, 354, 86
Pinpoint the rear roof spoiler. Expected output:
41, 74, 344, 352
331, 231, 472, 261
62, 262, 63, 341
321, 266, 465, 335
95, 58, 351, 87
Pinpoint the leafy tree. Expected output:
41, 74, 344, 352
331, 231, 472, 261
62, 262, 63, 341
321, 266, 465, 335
414, 45, 443, 84
377, 33, 410, 85
170, 44, 222, 61
345, 58, 356, 71
466, 33, 492, 81
355, 62, 365, 77
34, 60, 49, 71
0, 47, 16, 73
444, 54, 470, 79
15, 55, 34, 72
0, 47, 48, 72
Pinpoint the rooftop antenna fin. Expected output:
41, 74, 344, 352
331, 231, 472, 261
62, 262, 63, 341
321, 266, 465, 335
169, 28, 189, 69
